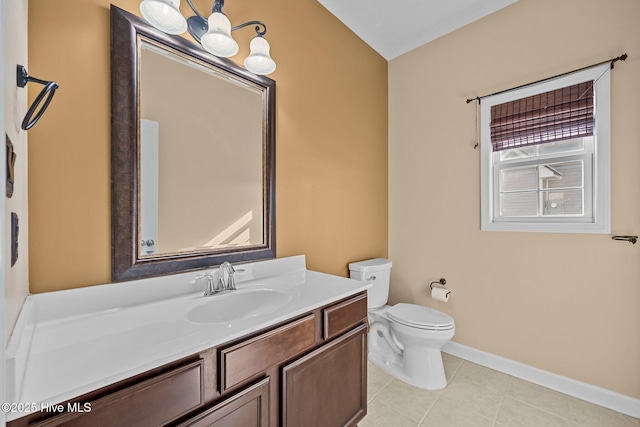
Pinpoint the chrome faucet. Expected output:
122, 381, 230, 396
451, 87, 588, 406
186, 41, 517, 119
194, 262, 240, 296
218, 261, 237, 291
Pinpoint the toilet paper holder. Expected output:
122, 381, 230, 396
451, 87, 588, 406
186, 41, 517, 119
430, 278, 447, 290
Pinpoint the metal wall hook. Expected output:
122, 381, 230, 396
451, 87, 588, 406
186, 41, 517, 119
16, 65, 59, 130
612, 235, 638, 244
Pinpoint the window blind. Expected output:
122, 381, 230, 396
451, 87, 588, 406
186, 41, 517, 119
490, 81, 594, 152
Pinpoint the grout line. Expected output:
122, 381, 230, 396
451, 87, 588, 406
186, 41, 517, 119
449, 358, 464, 379
506, 394, 571, 422
492, 392, 507, 427
416, 393, 440, 427
507, 395, 575, 425
492, 373, 516, 426
417, 359, 473, 426
366, 370, 395, 404
414, 357, 462, 425
505, 373, 575, 422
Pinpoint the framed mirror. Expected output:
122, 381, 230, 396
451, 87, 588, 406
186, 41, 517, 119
111, 6, 275, 281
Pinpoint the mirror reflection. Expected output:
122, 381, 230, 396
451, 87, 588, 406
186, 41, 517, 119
111, 6, 275, 281
138, 40, 265, 257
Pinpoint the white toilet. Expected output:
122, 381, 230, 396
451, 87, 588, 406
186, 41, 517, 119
349, 258, 455, 390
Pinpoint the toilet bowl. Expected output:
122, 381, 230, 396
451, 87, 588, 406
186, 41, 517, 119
349, 259, 455, 390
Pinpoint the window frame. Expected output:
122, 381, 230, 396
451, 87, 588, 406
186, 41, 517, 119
480, 64, 611, 233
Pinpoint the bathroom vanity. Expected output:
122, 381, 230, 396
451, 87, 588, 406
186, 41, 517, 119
6, 256, 370, 426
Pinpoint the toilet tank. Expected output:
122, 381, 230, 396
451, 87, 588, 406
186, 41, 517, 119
348, 258, 392, 309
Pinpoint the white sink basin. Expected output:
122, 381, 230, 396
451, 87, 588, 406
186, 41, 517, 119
187, 288, 294, 324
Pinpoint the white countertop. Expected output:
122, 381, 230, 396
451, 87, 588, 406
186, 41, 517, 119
6, 255, 370, 421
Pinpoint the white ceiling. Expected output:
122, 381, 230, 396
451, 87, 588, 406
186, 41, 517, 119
317, 0, 519, 60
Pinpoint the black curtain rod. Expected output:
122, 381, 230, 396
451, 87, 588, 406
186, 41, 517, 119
465, 53, 628, 104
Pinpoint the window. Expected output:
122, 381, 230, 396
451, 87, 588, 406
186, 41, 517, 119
480, 64, 611, 233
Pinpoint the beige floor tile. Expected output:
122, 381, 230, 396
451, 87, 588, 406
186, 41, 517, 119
359, 398, 418, 427
363, 356, 637, 427
506, 376, 570, 419
367, 361, 394, 402
455, 360, 511, 393
442, 352, 464, 382
441, 376, 504, 419
419, 395, 494, 427
567, 396, 640, 427
496, 396, 571, 427
374, 378, 439, 423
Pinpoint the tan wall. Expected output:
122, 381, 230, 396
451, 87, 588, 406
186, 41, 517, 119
27, 0, 388, 292
4, 0, 29, 338
389, 0, 640, 398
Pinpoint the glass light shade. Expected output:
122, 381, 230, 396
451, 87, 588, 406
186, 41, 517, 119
244, 36, 276, 75
139, 0, 187, 35
201, 12, 239, 57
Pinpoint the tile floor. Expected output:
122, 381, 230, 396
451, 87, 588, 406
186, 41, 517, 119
360, 353, 640, 427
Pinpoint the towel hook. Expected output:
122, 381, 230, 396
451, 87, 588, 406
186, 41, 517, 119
17, 65, 59, 131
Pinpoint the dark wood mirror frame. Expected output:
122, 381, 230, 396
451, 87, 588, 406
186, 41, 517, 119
110, 6, 276, 282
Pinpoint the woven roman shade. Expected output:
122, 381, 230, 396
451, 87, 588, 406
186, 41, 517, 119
490, 81, 594, 152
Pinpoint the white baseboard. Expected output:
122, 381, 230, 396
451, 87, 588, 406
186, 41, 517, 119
442, 342, 640, 419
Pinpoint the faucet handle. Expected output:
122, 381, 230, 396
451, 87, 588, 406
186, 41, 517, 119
218, 262, 238, 290
195, 273, 215, 296
213, 270, 225, 292
195, 271, 225, 296
220, 261, 235, 273
227, 271, 237, 291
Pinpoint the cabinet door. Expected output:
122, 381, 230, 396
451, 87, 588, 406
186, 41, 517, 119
282, 324, 367, 427
177, 377, 269, 427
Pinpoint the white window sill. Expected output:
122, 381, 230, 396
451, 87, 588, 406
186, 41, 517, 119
481, 219, 611, 234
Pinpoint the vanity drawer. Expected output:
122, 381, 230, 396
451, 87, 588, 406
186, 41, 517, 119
322, 292, 367, 340
31, 359, 204, 427
219, 315, 316, 392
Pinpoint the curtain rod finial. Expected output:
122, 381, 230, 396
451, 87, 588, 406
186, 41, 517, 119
611, 53, 628, 69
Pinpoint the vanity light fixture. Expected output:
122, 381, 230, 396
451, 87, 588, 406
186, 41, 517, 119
139, 0, 276, 75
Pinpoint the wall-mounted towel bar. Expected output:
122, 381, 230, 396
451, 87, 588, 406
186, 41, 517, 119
17, 65, 59, 130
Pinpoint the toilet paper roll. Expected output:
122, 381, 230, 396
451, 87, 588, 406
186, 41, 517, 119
431, 287, 451, 302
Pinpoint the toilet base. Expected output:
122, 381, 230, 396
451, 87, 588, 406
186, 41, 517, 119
367, 306, 453, 390
368, 346, 448, 390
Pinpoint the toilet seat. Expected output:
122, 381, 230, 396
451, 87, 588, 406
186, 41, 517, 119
387, 303, 454, 331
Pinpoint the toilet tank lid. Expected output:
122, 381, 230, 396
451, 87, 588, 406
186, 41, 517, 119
348, 258, 392, 272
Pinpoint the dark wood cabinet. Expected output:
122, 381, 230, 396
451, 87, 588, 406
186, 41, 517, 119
30, 360, 206, 427
219, 315, 316, 392
177, 377, 270, 427
282, 324, 367, 427
9, 292, 367, 427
